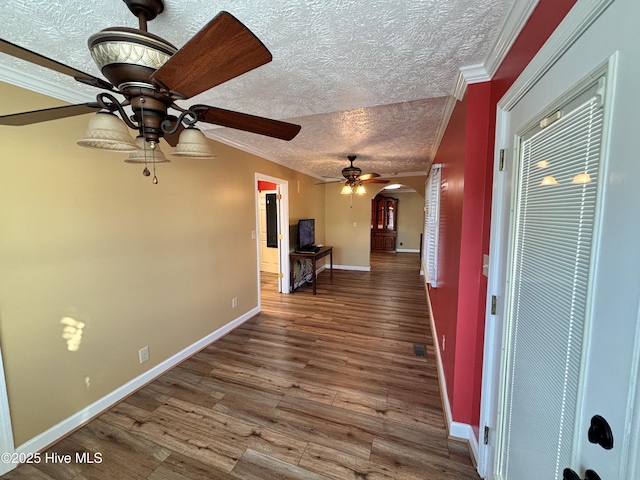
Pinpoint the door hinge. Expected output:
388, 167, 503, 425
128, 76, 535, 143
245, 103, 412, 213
277, 194, 283, 200
491, 295, 497, 315
278, 272, 284, 279
484, 426, 490, 445
278, 233, 283, 240
499, 149, 505, 171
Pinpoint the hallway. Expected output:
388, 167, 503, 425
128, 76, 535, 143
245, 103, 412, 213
3, 252, 478, 479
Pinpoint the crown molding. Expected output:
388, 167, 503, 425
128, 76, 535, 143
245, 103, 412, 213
203, 130, 325, 180
0, 64, 93, 104
499, 0, 615, 111
461, 0, 541, 85
429, 93, 459, 163
453, 71, 467, 101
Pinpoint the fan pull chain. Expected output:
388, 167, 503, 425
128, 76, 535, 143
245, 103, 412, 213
138, 97, 158, 184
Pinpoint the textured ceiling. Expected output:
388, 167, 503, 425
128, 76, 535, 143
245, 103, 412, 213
0, 0, 521, 181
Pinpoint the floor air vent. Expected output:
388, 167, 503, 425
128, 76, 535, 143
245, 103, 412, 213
413, 344, 426, 357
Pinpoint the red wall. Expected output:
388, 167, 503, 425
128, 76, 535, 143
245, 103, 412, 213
429, 0, 577, 437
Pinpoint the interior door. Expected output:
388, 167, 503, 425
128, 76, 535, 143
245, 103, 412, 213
258, 191, 279, 274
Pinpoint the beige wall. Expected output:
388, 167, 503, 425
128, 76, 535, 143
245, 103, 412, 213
393, 190, 425, 250
324, 179, 426, 268
0, 82, 323, 445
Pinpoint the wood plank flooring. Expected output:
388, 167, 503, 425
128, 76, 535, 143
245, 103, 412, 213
3, 252, 479, 479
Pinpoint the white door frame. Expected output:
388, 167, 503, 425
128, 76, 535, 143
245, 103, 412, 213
477, 0, 617, 477
255, 173, 290, 299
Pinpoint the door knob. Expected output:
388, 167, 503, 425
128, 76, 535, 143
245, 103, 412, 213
588, 414, 614, 449
563, 468, 602, 480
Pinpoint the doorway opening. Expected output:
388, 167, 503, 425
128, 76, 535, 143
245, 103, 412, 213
255, 174, 290, 302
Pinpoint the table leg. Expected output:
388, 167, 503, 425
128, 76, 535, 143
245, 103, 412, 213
330, 250, 333, 279
312, 258, 317, 295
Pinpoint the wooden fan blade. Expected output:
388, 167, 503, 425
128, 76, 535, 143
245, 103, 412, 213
0, 38, 114, 91
0, 103, 101, 126
359, 172, 381, 181
151, 11, 272, 99
363, 179, 389, 184
196, 105, 301, 141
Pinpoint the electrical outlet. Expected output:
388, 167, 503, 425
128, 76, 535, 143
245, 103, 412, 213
84, 376, 91, 388
139, 346, 149, 364
232, 297, 238, 308
251, 230, 256, 240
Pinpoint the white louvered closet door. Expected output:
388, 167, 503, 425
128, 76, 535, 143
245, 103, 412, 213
499, 83, 604, 480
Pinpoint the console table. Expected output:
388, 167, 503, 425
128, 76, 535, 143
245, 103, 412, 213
290, 246, 333, 295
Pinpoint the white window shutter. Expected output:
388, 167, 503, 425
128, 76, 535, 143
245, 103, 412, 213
423, 164, 441, 287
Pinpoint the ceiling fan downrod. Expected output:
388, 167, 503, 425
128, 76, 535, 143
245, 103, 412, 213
123, 0, 165, 31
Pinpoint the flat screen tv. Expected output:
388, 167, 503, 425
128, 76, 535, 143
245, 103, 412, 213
297, 219, 315, 250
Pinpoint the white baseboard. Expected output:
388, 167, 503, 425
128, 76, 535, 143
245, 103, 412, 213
332, 264, 371, 271
14, 307, 260, 461
396, 248, 420, 253
423, 279, 478, 466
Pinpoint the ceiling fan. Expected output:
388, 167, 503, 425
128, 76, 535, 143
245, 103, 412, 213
0, 0, 301, 152
324, 155, 389, 195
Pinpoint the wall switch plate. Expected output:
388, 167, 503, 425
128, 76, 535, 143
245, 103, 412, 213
232, 297, 238, 308
139, 346, 149, 364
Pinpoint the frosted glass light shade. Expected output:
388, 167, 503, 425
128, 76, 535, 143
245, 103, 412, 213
125, 136, 170, 164
173, 127, 215, 158
341, 184, 354, 195
355, 184, 366, 194
77, 112, 138, 151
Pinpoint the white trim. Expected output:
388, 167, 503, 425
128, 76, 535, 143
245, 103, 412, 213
460, 0, 540, 85
208, 132, 323, 180
0, 64, 94, 105
255, 173, 290, 295
11, 307, 259, 466
477, 104, 511, 479
498, 0, 615, 111
453, 72, 468, 101
332, 264, 371, 272
460, 64, 491, 84
424, 280, 479, 467
450, 421, 479, 462
396, 248, 420, 253
429, 94, 459, 162
481, 0, 541, 80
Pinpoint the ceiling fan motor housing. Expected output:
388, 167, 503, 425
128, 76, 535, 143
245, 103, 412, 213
88, 26, 178, 142
88, 28, 176, 92
342, 155, 362, 180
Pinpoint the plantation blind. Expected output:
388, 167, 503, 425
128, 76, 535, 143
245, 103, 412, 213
423, 164, 441, 287
501, 82, 604, 480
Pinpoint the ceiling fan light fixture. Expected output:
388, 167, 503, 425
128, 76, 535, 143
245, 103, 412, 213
173, 127, 215, 158
77, 111, 138, 152
125, 136, 170, 164
341, 184, 354, 195
355, 184, 366, 195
